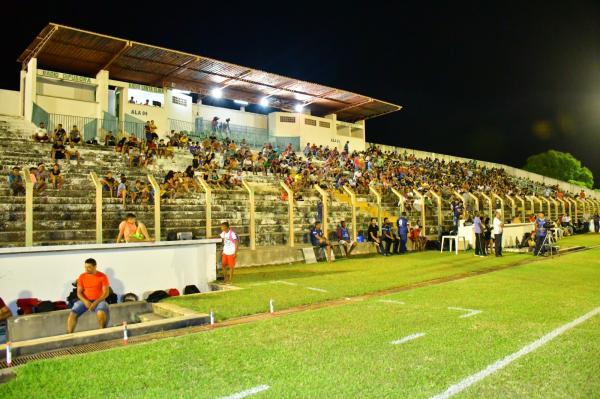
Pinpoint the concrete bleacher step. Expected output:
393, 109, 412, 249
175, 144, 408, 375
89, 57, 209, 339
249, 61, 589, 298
138, 312, 166, 323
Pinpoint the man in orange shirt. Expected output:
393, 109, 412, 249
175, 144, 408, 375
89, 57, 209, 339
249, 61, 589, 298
67, 258, 111, 333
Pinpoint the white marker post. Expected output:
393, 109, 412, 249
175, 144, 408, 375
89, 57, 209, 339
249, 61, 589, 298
210, 309, 215, 325
122, 321, 128, 345
269, 299, 274, 314
5, 341, 11, 367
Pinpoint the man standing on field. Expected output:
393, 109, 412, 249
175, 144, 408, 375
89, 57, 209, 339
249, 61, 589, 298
220, 221, 238, 283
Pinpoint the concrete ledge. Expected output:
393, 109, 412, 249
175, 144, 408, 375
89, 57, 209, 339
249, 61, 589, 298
1, 312, 209, 359
235, 246, 305, 267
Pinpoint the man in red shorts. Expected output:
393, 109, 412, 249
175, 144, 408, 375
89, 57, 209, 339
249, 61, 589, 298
219, 221, 238, 284
67, 258, 110, 333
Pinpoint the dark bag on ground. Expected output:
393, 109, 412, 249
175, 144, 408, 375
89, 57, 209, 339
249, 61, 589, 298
35, 300, 56, 313
183, 285, 200, 295
106, 287, 118, 304
146, 290, 169, 303
166, 232, 178, 241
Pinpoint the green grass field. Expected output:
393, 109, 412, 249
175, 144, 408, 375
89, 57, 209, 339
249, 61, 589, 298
1, 234, 599, 398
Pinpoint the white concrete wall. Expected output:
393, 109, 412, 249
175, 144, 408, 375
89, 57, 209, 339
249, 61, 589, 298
37, 79, 96, 102
0, 240, 218, 314
124, 103, 167, 135
37, 95, 97, 117
0, 89, 20, 116
269, 112, 366, 151
24, 58, 37, 121
193, 103, 268, 128
166, 90, 193, 123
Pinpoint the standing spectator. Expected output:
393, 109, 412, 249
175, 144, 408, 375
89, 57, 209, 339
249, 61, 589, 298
344, 140, 349, 154
473, 211, 486, 256
310, 221, 332, 262
483, 217, 493, 254
336, 221, 357, 256
396, 211, 409, 253
593, 213, 599, 233
224, 118, 231, 135
129, 96, 135, 103
367, 218, 385, 256
7, 166, 25, 195
32, 122, 50, 142
382, 217, 400, 255
493, 211, 504, 257
211, 116, 219, 134
219, 221, 239, 283
534, 212, 547, 255
67, 258, 110, 333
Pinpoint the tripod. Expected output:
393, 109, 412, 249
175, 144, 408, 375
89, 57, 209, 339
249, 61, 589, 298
536, 231, 558, 257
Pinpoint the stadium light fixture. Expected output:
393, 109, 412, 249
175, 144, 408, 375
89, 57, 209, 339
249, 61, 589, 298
260, 97, 269, 107
211, 88, 223, 98
234, 100, 249, 105
294, 103, 304, 112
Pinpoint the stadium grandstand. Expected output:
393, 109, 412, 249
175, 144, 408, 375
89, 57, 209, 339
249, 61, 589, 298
1, 23, 600, 396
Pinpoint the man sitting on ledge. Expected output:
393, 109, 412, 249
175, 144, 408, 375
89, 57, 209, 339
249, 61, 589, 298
67, 258, 110, 333
116, 213, 151, 243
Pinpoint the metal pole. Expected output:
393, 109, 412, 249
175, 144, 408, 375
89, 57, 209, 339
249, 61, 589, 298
369, 185, 382, 235
196, 177, 212, 239
342, 185, 358, 242
89, 172, 103, 244
314, 184, 329, 237
21, 170, 33, 246
147, 175, 161, 242
280, 182, 294, 247
242, 181, 256, 250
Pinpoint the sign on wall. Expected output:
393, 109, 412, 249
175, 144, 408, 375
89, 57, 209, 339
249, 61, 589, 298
128, 83, 164, 94
38, 69, 94, 84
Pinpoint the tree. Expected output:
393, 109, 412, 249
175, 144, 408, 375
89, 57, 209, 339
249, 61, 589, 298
523, 150, 594, 189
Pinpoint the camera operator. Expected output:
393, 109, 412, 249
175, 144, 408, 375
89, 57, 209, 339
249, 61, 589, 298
534, 212, 548, 255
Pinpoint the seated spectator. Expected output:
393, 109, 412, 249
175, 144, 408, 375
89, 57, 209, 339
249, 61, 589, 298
117, 177, 128, 201
51, 139, 67, 162
0, 296, 13, 344
52, 124, 67, 142
49, 163, 64, 189
128, 146, 142, 168
179, 133, 189, 149
100, 171, 118, 198
115, 136, 128, 154
65, 141, 81, 165
337, 220, 357, 256
104, 130, 116, 146
144, 99, 150, 106
7, 166, 25, 195
310, 221, 332, 262
116, 213, 151, 242
164, 141, 175, 161
367, 218, 385, 255
67, 258, 110, 333
129, 96, 135, 103
129, 180, 142, 203
32, 122, 50, 142
382, 217, 400, 255
233, 170, 244, 187
30, 166, 46, 195
69, 125, 82, 144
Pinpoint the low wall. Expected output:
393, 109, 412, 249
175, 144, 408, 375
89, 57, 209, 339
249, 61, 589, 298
0, 240, 219, 314
458, 222, 534, 249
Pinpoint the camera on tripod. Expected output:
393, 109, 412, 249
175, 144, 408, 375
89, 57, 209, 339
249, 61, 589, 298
543, 221, 555, 229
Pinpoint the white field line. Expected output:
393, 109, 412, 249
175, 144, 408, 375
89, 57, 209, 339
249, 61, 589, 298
218, 384, 270, 399
429, 306, 600, 399
448, 307, 482, 318
306, 287, 328, 293
273, 280, 298, 286
390, 332, 426, 345
379, 299, 406, 305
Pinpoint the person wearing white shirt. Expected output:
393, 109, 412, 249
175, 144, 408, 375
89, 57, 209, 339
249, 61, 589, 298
492, 211, 504, 257
219, 221, 238, 284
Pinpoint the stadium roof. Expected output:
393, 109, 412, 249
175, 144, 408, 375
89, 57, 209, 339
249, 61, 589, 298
18, 23, 402, 123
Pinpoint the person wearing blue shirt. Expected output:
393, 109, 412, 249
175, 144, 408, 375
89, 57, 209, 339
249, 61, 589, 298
336, 220, 357, 256
396, 211, 409, 253
473, 211, 486, 256
310, 221, 332, 263
382, 217, 399, 255
534, 212, 547, 256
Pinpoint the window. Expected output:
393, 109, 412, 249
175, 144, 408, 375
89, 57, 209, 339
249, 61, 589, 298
280, 116, 296, 123
319, 121, 331, 128
172, 96, 187, 106
304, 118, 317, 126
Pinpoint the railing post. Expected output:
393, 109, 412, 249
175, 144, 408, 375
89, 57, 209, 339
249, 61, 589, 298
540, 196, 551, 219
548, 197, 559, 220
342, 185, 358, 242
576, 198, 586, 218
557, 198, 566, 216
196, 177, 212, 239
505, 194, 516, 219
147, 175, 161, 242
390, 187, 406, 212
515, 195, 525, 221
492, 192, 505, 221
21, 170, 33, 246
429, 190, 443, 227
89, 172, 103, 244
525, 195, 535, 216
567, 198, 578, 221
465, 191, 479, 213
280, 182, 294, 247
479, 192, 493, 221
242, 181, 256, 250
314, 184, 329, 237
369, 185, 382, 235
413, 190, 427, 233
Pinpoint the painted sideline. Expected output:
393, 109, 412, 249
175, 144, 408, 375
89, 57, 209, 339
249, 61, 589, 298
218, 384, 270, 399
391, 333, 426, 345
429, 306, 600, 399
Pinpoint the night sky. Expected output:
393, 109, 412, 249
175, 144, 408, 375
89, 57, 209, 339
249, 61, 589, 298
2, 1, 599, 186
